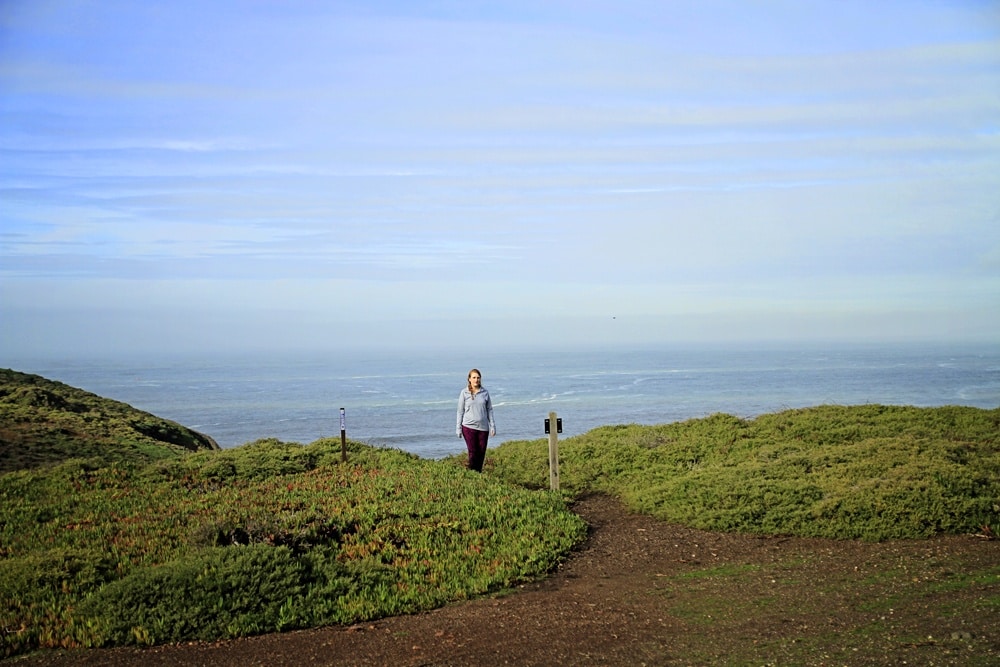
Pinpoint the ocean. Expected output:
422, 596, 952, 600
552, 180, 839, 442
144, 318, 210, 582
7, 343, 999, 459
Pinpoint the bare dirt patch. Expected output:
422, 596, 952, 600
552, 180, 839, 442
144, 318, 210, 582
11, 494, 998, 666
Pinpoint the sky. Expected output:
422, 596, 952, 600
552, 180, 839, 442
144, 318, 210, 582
1, 0, 998, 359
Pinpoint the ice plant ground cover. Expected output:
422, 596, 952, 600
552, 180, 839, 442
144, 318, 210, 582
488, 404, 1000, 540
1, 368, 997, 660
0, 440, 585, 657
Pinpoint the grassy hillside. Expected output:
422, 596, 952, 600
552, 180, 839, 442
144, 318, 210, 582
0, 438, 586, 658
0, 369, 219, 474
488, 404, 1000, 540
2, 370, 996, 659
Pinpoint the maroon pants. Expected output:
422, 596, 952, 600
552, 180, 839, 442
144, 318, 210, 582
461, 425, 490, 472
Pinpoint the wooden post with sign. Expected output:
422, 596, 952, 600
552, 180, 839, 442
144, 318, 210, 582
547, 411, 559, 491
340, 407, 347, 463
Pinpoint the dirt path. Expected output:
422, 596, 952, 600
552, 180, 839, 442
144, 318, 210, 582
12, 494, 999, 666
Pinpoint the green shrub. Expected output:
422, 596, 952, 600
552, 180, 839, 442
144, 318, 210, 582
1, 439, 585, 657
80, 545, 312, 644
491, 405, 1000, 540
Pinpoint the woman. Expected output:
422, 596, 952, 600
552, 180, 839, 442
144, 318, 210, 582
456, 368, 496, 472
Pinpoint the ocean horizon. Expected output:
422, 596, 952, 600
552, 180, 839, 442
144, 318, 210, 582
5, 341, 999, 460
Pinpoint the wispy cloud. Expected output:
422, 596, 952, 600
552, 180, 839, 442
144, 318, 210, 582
1, 0, 998, 354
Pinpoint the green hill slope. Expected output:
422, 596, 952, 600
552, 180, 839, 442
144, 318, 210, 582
1, 372, 997, 658
489, 404, 1000, 540
0, 369, 219, 473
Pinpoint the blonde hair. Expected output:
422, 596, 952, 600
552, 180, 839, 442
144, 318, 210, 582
467, 368, 482, 393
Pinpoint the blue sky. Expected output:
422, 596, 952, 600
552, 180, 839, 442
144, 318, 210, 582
1, 0, 998, 358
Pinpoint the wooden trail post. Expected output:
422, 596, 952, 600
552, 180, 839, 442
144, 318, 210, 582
340, 407, 347, 463
546, 411, 562, 491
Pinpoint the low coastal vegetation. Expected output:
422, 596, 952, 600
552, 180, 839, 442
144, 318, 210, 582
1, 438, 585, 657
1, 369, 997, 658
489, 404, 1000, 540
0, 369, 219, 474
1, 371, 585, 657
